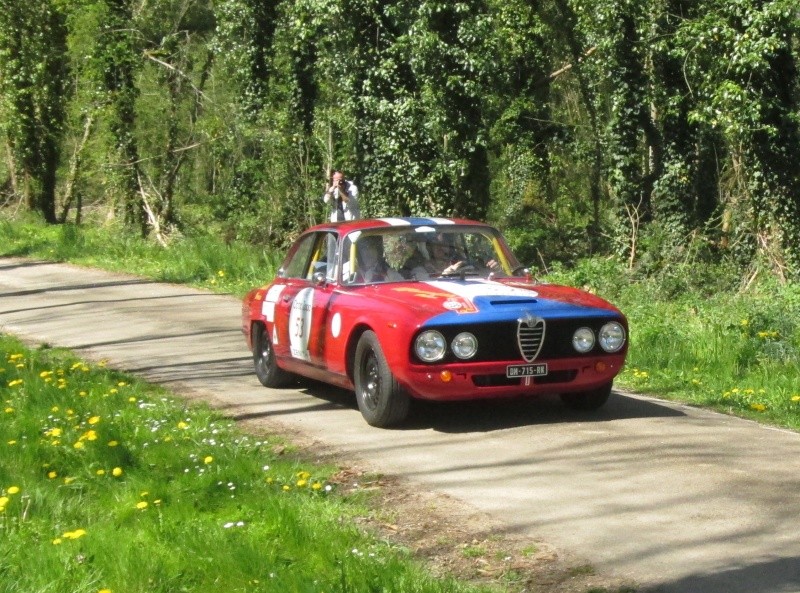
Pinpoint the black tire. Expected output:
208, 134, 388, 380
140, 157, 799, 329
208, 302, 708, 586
560, 382, 612, 411
253, 324, 293, 388
353, 330, 410, 427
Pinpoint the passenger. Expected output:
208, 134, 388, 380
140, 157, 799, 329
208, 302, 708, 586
398, 238, 437, 280
353, 236, 402, 283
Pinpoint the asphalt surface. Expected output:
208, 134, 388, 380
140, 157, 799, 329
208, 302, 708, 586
2, 256, 800, 593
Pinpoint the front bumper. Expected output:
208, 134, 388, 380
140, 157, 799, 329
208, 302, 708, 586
397, 355, 626, 401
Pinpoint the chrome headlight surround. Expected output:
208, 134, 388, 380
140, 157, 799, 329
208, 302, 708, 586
415, 330, 447, 362
572, 327, 595, 353
451, 332, 478, 360
599, 322, 626, 353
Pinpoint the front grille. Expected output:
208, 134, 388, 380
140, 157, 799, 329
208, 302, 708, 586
517, 315, 545, 362
412, 316, 623, 364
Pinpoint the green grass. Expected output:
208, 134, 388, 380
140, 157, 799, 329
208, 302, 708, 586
2, 215, 800, 433
0, 335, 495, 593
545, 259, 800, 431
0, 216, 282, 296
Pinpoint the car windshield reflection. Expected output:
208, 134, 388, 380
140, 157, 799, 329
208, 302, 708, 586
341, 226, 522, 285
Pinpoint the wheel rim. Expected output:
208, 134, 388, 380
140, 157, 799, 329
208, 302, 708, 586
257, 332, 272, 369
361, 350, 380, 411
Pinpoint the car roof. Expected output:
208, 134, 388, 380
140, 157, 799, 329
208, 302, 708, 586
305, 217, 493, 234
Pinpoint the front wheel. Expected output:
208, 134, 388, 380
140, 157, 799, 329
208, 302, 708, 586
353, 331, 410, 427
253, 324, 293, 388
560, 382, 612, 411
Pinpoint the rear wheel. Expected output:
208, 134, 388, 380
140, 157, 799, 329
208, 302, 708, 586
560, 382, 612, 411
354, 331, 410, 427
253, 324, 293, 388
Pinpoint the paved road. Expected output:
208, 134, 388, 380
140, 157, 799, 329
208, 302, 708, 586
2, 256, 800, 593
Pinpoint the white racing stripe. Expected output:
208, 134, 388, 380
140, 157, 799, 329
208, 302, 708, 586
423, 279, 538, 303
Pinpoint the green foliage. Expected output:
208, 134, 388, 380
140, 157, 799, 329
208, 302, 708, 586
2, 0, 800, 282
0, 0, 70, 222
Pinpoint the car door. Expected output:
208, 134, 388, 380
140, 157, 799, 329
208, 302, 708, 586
272, 231, 338, 372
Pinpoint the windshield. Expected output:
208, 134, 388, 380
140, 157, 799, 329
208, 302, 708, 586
341, 225, 523, 285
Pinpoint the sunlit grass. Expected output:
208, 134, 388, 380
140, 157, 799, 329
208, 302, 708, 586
0, 335, 491, 593
546, 260, 800, 431
0, 215, 281, 296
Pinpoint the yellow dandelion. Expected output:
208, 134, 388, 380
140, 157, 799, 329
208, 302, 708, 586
52, 538, 62, 545
96, 469, 105, 476
7, 486, 19, 495
48, 471, 58, 479
88, 416, 101, 425
282, 485, 291, 491
177, 421, 189, 430
296, 471, 311, 480
63, 529, 87, 540
39, 370, 53, 378
217, 270, 225, 277
4, 407, 13, 414
73, 441, 85, 450
135, 501, 148, 510
0, 496, 9, 506
750, 403, 767, 412
7, 440, 16, 445
203, 456, 213, 464
128, 397, 136, 403
112, 467, 123, 477
99, 589, 112, 593
792, 395, 800, 402
312, 482, 323, 491
117, 381, 127, 387
107, 440, 119, 447
8, 379, 23, 387
296, 479, 308, 488
63, 477, 76, 485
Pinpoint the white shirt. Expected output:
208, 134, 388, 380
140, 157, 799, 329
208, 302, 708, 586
322, 180, 360, 222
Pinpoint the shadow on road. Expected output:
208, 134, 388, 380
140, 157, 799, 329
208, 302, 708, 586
643, 555, 800, 593
230, 380, 685, 433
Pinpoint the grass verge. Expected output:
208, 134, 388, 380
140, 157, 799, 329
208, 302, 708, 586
0, 335, 489, 593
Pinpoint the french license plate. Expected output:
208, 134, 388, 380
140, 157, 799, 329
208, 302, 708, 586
506, 363, 548, 378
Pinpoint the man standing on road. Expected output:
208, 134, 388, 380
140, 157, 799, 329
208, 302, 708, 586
322, 170, 360, 222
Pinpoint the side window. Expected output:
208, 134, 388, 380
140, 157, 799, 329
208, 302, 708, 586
282, 234, 317, 279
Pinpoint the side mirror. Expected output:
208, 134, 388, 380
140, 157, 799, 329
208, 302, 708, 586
313, 271, 327, 286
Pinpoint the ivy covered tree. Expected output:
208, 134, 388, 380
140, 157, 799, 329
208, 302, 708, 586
0, 0, 69, 223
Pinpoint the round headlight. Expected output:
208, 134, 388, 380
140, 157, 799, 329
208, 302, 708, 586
415, 330, 446, 362
451, 332, 478, 359
599, 322, 626, 353
572, 327, 595, 353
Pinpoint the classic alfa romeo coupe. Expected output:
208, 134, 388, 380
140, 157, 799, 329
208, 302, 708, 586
242, 218, 628, 427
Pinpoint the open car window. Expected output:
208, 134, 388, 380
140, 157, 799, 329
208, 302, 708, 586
281, 232, 339, 281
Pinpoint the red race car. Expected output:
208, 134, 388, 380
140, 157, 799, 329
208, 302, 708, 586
242, 217, 628, 427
